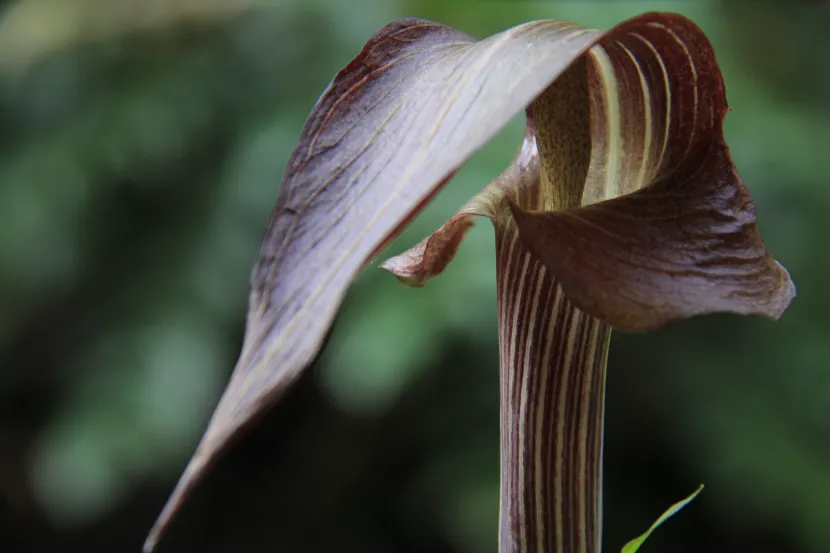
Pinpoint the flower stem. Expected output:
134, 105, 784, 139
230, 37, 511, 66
496, 226, 610, 553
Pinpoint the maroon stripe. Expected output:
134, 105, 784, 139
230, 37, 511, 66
496, 226, 610, 553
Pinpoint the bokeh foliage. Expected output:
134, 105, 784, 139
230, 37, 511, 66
0, 1, 828, 552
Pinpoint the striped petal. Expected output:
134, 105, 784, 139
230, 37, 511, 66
387, 14, 794, 330
382, 12, 795, 553
146, 16, 616, 550
385, 60, 613, 553
145, 11, 796, 553
494, 61, 609, 553
512, 13, 794, 332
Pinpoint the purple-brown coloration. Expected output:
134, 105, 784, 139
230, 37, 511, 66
145, 12, 795, 553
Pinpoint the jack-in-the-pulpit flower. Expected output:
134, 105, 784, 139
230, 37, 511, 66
144, 12, 795, 553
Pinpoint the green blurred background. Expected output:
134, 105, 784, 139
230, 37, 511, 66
0, 0, 827, 552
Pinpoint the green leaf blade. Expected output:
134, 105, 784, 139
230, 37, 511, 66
622, 485, 704, 553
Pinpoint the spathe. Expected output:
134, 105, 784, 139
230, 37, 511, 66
145, 12, 793, 553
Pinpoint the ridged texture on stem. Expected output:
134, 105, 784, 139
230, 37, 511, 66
496, 224, 610, 553
494, 57, 609, 553
146, 13, 796, 553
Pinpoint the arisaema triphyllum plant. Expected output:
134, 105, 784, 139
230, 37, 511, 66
143, 11, 795, 553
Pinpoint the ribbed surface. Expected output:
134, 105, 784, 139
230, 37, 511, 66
496, 225, 610, 553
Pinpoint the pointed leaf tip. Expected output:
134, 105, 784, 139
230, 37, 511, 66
149, 15, 606, 547
147, 10, 795, 551
622, 485, 703, 553
142, 402, 235, 552
380, 213, 475, 286
382, 110, 541, 286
